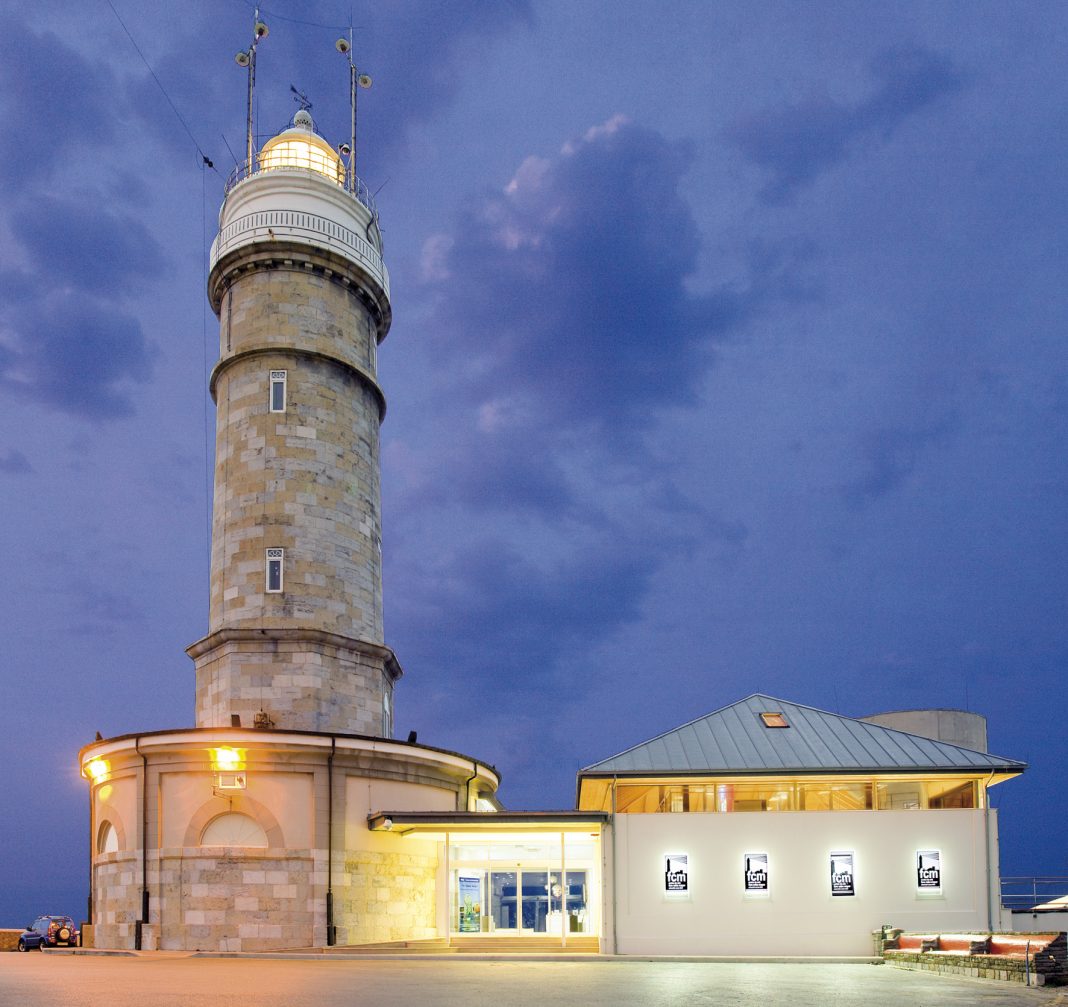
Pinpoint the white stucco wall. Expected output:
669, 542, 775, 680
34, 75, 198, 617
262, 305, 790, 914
612, 809, 999, 955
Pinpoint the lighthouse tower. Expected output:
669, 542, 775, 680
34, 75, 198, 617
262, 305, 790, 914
79, 33, 499, 953
187, 106, 400, 737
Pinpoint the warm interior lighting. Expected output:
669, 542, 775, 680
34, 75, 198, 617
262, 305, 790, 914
258, 134, 344, 185
86, 759, 110, 781
760, 712, 789, 728
211, 747, 244, 771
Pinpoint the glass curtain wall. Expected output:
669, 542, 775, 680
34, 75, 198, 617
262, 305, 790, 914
613, 778, 982, 812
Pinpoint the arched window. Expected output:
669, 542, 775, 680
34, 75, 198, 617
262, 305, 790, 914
200, 812, 268, 848
97, 820, 119, 854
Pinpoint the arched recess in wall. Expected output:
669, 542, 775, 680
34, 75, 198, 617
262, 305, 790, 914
183, 794, 285, 849
95, 805, 127, 854
201, 812, 268, 847
97, 820, 120, 854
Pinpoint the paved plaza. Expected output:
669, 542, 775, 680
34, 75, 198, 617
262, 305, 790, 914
1, 955, 1065, 1007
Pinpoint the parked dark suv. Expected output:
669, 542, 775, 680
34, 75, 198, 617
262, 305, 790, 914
18, 916, 80, 951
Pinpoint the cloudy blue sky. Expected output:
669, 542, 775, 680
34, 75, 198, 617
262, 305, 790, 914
1, 0, 1066, 923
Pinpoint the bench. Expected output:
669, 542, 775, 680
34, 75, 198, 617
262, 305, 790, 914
883, 932, 1066, 985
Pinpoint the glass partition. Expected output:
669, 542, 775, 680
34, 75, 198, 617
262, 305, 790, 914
799, 782, 872, 811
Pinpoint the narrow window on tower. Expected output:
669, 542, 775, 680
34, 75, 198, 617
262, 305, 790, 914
382, 687, 393, 738
265, 548, 284, 593
269, 370, 287, 413
367, 318, 377, 373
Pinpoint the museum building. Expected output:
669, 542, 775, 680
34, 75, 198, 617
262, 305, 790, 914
77, 30, 1026, 956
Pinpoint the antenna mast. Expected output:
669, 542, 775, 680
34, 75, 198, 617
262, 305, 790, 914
336, 28, 372, 194
235, 9, 269, 172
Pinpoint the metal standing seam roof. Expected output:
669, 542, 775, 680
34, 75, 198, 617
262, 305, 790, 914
579, 694, 1027, 775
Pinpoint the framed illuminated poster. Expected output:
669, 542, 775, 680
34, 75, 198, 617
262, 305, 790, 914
916, 849, 942, 893
457, 873, 482, 932
664, 853, 690, 899
743, 852, 770, 896
830, 850, 855, 897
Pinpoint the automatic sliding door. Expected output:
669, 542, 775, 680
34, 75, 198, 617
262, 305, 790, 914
489, 871, 517, 932
521, 871, 550, 932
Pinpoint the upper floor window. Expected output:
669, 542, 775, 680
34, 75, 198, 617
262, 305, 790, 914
266, 548, 284, 593
269, 370, 287, 413
612, 777, 981, 813
367, 318, 377, 373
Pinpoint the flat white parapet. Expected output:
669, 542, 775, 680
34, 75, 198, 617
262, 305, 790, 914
210, 167, 390, 300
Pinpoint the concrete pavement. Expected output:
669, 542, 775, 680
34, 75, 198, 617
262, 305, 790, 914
2, 953, 1064, 1006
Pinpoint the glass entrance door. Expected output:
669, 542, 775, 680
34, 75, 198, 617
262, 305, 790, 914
462, 869, 591, 935
489, 871, 517, 931
449, 833, 599, 939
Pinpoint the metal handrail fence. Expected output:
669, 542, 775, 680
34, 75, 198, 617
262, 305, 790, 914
1000, 876, 1068, 911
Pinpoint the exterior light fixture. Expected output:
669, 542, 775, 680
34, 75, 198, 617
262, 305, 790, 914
86, 759, 110, 781
211, 747, 244, 771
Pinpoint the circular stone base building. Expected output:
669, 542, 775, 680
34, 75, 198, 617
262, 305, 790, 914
83, 729, 498, 951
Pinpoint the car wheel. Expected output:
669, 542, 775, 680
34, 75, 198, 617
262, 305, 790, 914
17, 939, 26, 952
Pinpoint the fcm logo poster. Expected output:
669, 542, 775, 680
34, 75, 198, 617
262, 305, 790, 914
664, 853, 689, 898
829, 851, 855, 897
744, 852, 769, 893
916, 850, 942, 891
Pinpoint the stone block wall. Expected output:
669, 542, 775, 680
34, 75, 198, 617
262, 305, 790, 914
210, 349, 383, 642
192, 629, 394, 735
91, 852, 141, 949
156, 849, 324, 951
335, 848, 439, 946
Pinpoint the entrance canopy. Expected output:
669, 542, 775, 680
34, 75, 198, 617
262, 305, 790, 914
368, 811, 608, 838
366, 812, 608, 943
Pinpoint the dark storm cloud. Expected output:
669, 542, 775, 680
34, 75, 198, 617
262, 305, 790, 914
0, 295, 156, 420
0, 449, 33, 475
402, 537, 653, 683
10, 197, 164, 291
732, 45, 963, 203
388, 116, 761, 721
427, 116, 769, 436
1, 199, 162, 420
366, 0, 534, 138
0, 20, 118, 191
842, 417, 956, 508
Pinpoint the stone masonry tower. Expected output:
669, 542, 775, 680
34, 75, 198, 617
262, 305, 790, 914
187, 108, 401, 736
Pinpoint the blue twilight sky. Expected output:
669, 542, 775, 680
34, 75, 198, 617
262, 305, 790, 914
1, 1, 1066, 924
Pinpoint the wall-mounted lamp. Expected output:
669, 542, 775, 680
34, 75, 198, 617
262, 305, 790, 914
211, 747, 244, 772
